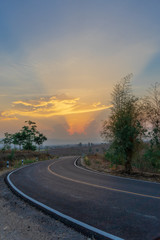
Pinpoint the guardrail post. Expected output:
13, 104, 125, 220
7, 160, 9, 168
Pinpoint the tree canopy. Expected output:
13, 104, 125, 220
101, 75, 145, 173
1, 120, 47, 151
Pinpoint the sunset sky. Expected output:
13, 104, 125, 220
0, 0, 160, 144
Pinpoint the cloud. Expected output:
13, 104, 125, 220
0, 111, 18, 121
0, 95, 110, 119
0, 94, 111, 135
0, 94, 110, 119
65, 112, 95, 135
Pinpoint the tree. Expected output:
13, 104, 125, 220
143, 83, 160, 148
20, 121, 38, 151
101, 74, 144, 173
2, 132, 12, 150
12, 132, 24, 150
1, 120, 47, 151
12, 132, 19, 149
34, 132, 47, 151
20, 121, 47, 151
143, 83, 160, 169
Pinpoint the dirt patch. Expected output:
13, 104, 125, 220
82, 155, 160, 183
0, 171, 87, 240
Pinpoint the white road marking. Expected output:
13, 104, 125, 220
49, 158, 160, 200
74, 157, 160, 185
7, 159, 124, 240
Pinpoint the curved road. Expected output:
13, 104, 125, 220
6, 156, 160, 240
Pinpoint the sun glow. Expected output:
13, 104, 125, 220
65, 113, 95, 135
0, 95, 111, 135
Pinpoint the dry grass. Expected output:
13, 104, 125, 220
83, 154, 160, 183
0, 150, 52, 171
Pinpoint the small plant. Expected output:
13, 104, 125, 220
143, 148, 160, 171
8, 149, 15, 163
105, 147, 124, 166
14, 158, 37, 168
84, 156, 91, 166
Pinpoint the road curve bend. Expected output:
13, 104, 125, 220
5, 156, 160, 240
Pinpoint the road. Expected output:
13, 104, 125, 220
7, 156, 160, 240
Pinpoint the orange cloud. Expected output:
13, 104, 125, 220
0, 95, 111, 135
1, 95, 111, 120
65, 113, 95, 135
0, 111, 18, 121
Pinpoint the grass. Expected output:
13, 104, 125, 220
0, 150, 52, 172
83, 154, 110, 172
84, 156, 91, 166
13, 158, 38, 168
82, 154, 160, 183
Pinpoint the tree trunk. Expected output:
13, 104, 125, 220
125, 150, 132, 174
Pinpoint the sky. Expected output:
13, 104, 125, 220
0, 0, 160, 145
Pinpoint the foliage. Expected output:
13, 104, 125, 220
144, 83, 160, 144
1, 120, 47, 151
2, 132, 12, 150
143, 83, 160, 168
101, 75, 145, 173
84, 156, 91, 166
0, 150, 51, 170
105, 146, 124, 166
34, 133, 47, 151
8, 149, 15, 162
20, 121, 37, 150
143, 148, 160, 170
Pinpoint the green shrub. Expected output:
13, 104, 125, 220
143, 148, 160, 171
95, 160, 100, 164
84, 156, 91, 166
8, 149, 15, 163
105, 146, 125, 167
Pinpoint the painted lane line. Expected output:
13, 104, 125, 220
48, 158, 160, 200
74, 157, 160, 185
7, 161, 123, 240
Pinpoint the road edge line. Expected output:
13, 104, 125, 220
74, 157, 160, 185
5, 158, 124, 240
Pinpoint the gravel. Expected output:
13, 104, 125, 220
0, 170, 88, 240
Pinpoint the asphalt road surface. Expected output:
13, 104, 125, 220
7, 156, 160, 240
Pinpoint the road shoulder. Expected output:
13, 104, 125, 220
0, 170, 87, 240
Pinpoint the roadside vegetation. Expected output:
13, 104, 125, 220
101, 74, 160, 174
0, 121, 50, 171
0, 149, 51, 171
84, 75, 160, 178
82, 153, 160, 182
101, 74, 145, 174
